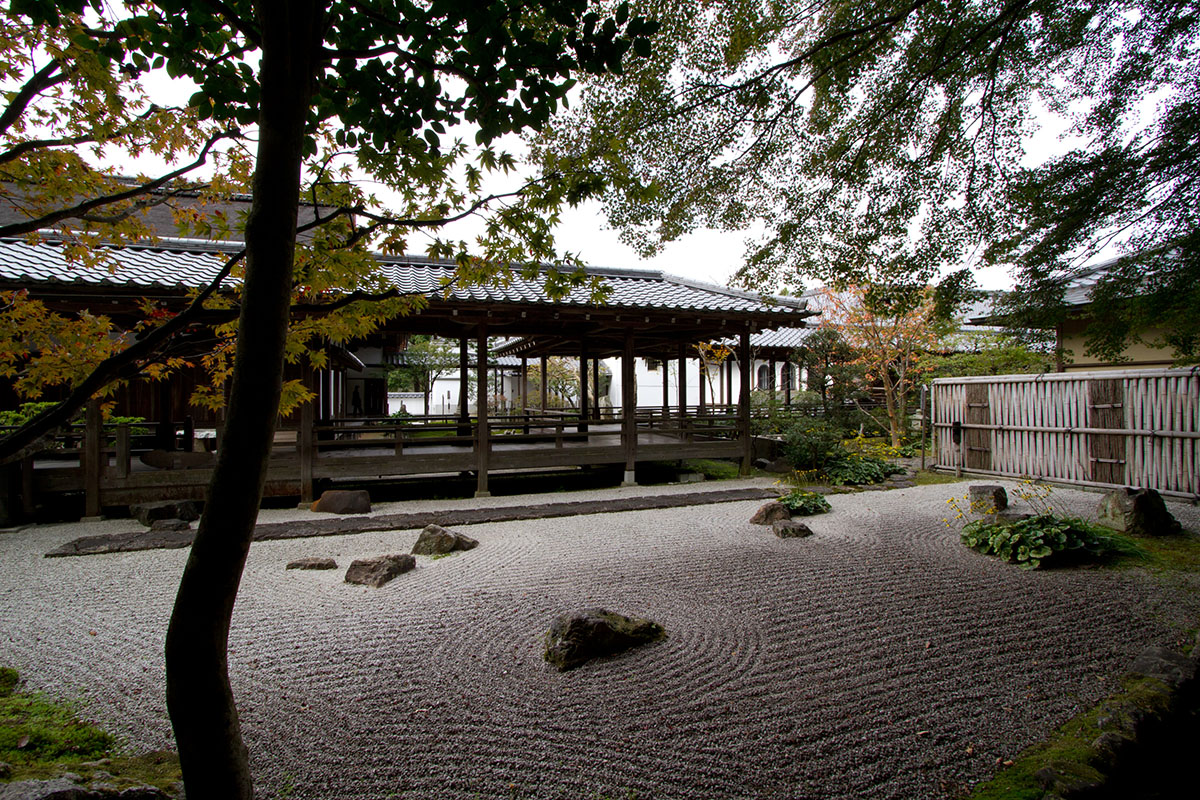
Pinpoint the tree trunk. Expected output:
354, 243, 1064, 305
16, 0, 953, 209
164, 3, 322, 797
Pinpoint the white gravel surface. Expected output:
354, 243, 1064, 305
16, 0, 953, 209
1, 479, 1198, 799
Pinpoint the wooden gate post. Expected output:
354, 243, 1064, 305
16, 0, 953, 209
476, 325, 490, 497
622, 332, 637, 485
739, 331, 752, 474
84, 398, 102, 518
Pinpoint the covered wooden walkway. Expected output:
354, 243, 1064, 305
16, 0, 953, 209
1, 239, 816, 512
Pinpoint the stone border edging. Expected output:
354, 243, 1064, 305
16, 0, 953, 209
44, 487, 779, 558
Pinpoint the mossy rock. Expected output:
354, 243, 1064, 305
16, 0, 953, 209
544, 608, 666, 671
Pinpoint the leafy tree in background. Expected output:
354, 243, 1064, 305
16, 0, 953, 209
387, 335, 458, 414
526, 356, 583, 408
535, 0, 1200, 360
820, 285, 944, 447
924, 329, 1053, 381
6, 1, 656, 796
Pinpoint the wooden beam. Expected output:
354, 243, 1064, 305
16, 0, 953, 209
578, 341, 589, 433
677, 342, 687, 420
622, 332, 637, 485
476, 325, 490, 497
84, 398, 102, 518
458, 336, 470, 436
540, 353, 548, 411
739, 331, 752, 474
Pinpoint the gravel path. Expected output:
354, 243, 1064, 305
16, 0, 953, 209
1, 480, 1198, 799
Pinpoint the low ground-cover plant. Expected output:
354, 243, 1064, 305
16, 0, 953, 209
779, 488, 831, 516
947, 481, 1146, 570
824, 454, 904, 486
961, 514, 1144, 570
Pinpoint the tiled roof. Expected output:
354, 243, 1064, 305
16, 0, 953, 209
0, 236, 813, 318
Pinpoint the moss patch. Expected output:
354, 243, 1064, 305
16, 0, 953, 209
968, 675, 1173, 799
681, 459, 741, 480
915, 470, 970, 486
0, 667, 181, 792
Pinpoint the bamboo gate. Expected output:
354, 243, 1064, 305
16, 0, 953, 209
932, 368, 1199, 500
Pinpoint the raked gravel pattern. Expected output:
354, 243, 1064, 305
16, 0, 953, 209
2, 480, 1199, 800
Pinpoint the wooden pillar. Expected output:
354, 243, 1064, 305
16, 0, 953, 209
539, 353, 548, 411
720, 362, 729, 412
84, 398, 102, 518
578, 342, 589, 433
622, 333, 637, 485
661, 356, 669, 421
698, 359, 707, 415
785, 360, 793, 406
521, 357, 529, 412
458, 337, 470, 435
592, 357, 601, 421
298, 372, 315, 505
475, 326, 490, 497
677, 342, 688, 419
739, 331, 752, 474
156, 380, 174, 450
769, 358, 776, 394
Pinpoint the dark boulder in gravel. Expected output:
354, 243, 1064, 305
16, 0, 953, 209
411, 524, 478, 555
772, 520, 813, 538
287, 557, 338, 571
129, 500, 199, 527
749, 501, 790, 525
969, 484, 1008, 511
544, 608, 666, 671
344, 554, 414, 587
1097, 488, 1181, 536
311, 489, 371, 515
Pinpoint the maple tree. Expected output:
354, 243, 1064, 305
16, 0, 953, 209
5, 2, 657, 797
819, 285, 944, 447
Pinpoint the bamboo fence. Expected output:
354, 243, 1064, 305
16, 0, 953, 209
932, 368, 1199, 500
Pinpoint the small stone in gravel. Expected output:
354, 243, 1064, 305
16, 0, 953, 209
344, 554, 414, 587
772, 520, 813, 538
750, 501, 790, 525
149, 519, 191, 532
411, 524, 478, 555
129, 500, 199, 527
287, 557, 338, 571
544, 608, 666, 671
1096, 488, 1181, 536
968, 485, 1008, 511
311, 489, 371, 515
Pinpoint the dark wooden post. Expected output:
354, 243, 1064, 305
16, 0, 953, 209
677, 342, 688, 419
84, 398, 102, 518
115, 423, 131, 479
739, 331, 752, 474
698, 357, 707, 415
476, 326, 490, 497
458, 337, 471, 436
661, 355, 669, 422
622, 332, 637, 485
521, 357, 529, 412
578, 342, 589, 433
592, 357, 601, 421
725, 357, 733, 410
784, 361, 793, 406
768, 358, 776, 394
539, 354, 548, 412
298, 388, 315, 505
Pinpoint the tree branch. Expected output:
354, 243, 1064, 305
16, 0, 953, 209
0, 132, 233, 238
0, 249, 243, 464
0, 60, 68, 138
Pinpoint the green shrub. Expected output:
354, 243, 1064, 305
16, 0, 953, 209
781, 418, 846, 470
0, 402, 59, 428
779, 489, 831, 516
824, 454, 903, 485
961, 515, 1145, 570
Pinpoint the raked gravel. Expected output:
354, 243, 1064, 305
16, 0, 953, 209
1, 479, 1198, 800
